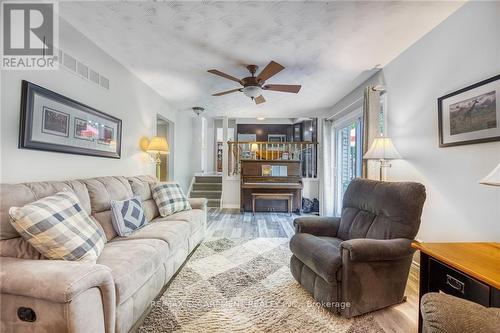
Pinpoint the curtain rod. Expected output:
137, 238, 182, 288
326, 96, 364, 121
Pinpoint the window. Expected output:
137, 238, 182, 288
216, 128, 235, 142
334, 114, 363, 215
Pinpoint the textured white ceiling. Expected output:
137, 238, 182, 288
60, 1, 464, 118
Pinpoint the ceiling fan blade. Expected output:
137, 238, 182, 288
207, 69, 242, 84
254, 95, 266, 105
263, 84, 301, 93
256, 61, 284, 82
212, 88, 241, 96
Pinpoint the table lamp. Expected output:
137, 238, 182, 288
363, 136, 401, 181
479, 162, 500, 186
147, 136, 169, 180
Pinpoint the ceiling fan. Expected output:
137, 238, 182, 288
207, 61, 301, 105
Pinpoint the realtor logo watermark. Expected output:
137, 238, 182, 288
1, 1, 58, 70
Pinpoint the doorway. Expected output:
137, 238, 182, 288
334, 113, 363, 215
156, 115, 174, 181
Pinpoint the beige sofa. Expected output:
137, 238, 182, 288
0, 175, 207, 333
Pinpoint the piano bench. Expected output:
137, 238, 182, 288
251, 193, 294, 216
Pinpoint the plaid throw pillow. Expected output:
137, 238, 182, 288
8, 191, 106, 262
110, 196, 148, 236
152, 183, 191, 217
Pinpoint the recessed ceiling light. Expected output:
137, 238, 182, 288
257, 117, 265, 120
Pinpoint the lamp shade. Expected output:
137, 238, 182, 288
480, 163, 500, 186
250, 143, 259, 152
147, 136, 169, 154
363, 137, 401, 160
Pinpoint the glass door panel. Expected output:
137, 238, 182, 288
335, 117, 363, 215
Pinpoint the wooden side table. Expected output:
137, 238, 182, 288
411, 242, 500, 333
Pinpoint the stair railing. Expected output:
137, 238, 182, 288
227, 141, 319, 178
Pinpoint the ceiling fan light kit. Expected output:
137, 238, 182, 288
208, 61, 301, 105
192, 106, 205, 116
242, 86, 262, 98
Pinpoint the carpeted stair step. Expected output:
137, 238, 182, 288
190, 190, 221, 199
192, 183, 222, 191
194, 176, 222, 184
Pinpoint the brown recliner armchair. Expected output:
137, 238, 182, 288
289, 178, 426, 318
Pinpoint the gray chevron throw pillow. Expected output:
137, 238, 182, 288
110, 196, 148, 236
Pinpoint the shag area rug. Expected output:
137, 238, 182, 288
138, 238, 384, 332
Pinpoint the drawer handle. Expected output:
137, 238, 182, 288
446, 274, 465, 294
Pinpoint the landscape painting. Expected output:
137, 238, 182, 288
438, 74, 500, 147
449, 91, 496, 135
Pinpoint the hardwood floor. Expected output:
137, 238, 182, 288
206, 208, 420, 333
206, 208, 308, 239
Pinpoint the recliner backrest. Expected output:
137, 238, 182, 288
337, 178, 426, 240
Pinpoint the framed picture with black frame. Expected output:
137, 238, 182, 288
438, 74, 500, 147
19, 80, 122, 158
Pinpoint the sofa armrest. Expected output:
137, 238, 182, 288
0, 257, 116, 332
340, 238, 414, 262
421, 292, 500, 333
293, 216, 341, 237
188, 197, 208, 211
0, 257, 114, 302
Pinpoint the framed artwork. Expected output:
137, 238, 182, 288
19, 80, 122, 158
438, 74, 500, 147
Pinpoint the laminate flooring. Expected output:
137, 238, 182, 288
206, 208, 420, 332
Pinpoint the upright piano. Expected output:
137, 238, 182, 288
240, 159, 303, 213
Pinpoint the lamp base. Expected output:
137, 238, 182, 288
379, 159, 392, 181
155, 153, 161, 181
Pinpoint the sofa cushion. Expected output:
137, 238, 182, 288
111, 220, 191, 253
151, 183, 191, 217
97, 239, 168, 304
289, 233, 341, 283
339, 178, 426, 240
9, 191, 106, 262
0, 237, 45, 259
127, 175, 160, 222
152, 209, 205, 233
81, 176, 134, 241
0, 180, 90, 240
110, 196, 148, 236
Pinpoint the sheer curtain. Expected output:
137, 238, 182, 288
362, 86, 381, 179
319, 118, 335, 216
320, 70, 385, 215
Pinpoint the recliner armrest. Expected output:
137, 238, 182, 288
293, 216, 341, 237
0, 257, 115, 303
1, 257, 116, 333
421, 292, 500, 333
188, 197, 208, 210
340, 238, 414, 262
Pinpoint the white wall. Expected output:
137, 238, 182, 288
303, 179, 319, 200
384, 2, 500, 241
0, 18, 195, 192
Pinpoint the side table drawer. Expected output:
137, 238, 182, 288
429, 258, 490, 306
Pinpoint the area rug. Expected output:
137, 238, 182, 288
138, 238, 384, 332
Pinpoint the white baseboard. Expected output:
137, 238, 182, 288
222, 204, 240, 209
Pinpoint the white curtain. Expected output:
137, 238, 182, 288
362, 86, 381, 179
319, 118, 335, 216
